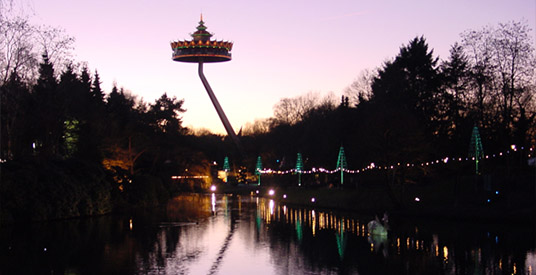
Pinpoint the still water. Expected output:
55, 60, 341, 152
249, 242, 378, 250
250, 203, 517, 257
1, 193, 536, 274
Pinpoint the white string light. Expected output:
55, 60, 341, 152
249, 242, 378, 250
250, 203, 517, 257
258, 146, 535, 175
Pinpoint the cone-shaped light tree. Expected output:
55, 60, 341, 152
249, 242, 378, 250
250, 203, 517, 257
336, 146, 348, 186
255, 156, 262, 185
468, 126, 484, 175
296, 153, 303, 186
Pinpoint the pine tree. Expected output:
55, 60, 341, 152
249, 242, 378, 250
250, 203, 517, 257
91, 70, 105, 104
32, 54, 62, 158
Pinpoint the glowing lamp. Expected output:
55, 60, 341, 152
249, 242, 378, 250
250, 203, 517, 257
268, 189, 275, 196
210, 185, 216, 192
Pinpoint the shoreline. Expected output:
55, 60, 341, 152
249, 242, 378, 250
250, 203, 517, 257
217, 184, 536, 225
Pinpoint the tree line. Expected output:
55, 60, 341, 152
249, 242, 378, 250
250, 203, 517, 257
240, 21, 535, 184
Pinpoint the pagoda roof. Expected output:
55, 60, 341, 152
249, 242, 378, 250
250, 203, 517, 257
171, 15, 233, 63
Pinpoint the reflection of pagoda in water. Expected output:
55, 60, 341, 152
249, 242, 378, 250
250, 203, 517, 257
171, 15, 241, 151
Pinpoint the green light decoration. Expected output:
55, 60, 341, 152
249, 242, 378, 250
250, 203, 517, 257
468, 126, 484, 175
223, 156, 230, 172
255, 209, 262, 232
335, 219, 347, 260
295, 218, 303, 243
336, 146, 348, 186
295, 153, 304, 186
255, 156, 262, 185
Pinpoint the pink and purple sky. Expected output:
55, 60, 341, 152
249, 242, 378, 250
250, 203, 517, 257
24, 0, 536, 134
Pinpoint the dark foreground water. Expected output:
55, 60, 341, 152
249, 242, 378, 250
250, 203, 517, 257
1, 193, 536, 274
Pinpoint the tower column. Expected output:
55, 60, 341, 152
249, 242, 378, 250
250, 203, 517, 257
198, 60, 242, 151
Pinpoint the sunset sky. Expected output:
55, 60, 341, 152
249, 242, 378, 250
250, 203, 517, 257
24, 0, 536, 134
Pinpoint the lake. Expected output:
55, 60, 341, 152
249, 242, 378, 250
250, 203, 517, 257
1, 193, 535, 274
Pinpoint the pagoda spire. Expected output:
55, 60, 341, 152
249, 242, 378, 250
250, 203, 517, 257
192, 14, 211, 41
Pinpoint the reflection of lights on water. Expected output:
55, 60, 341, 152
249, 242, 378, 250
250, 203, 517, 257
211, 193, 216, 213
250, 196, 536, 272
312, 211, 316, 236
526, 251, 536, 275
129, 218, 133, 230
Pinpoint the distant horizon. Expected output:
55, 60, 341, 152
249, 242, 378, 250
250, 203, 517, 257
18, 0, 536, 134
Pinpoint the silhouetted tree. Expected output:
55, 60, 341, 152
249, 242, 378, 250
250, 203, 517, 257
32, 54, 63, 158
370, 37, 443, 153
343, 68, 375, 106
439, 43, 473, 153
461, 20, 536, 149
90, 70, 104, 104
0, 72, 31, 159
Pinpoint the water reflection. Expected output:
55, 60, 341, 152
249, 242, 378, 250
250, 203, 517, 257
1, 194, 535, 274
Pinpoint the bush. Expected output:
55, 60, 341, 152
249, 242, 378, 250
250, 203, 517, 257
0, 158, 112, 224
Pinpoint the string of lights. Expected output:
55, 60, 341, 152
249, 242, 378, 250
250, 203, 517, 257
258, 146, 535, 175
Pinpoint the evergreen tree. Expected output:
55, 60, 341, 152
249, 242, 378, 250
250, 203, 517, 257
440, 43, 473, 153
369, 37, 440, 157
91, 70, 105, 104
32, 54, 62, 159
0, 72, 32, 159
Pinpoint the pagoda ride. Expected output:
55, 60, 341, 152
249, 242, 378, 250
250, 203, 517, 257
171, 15, 241, 152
